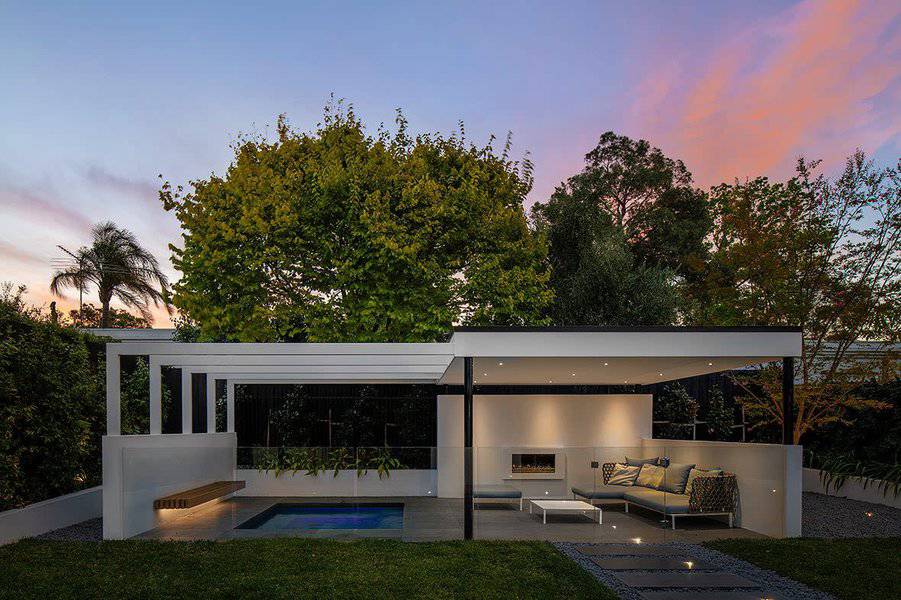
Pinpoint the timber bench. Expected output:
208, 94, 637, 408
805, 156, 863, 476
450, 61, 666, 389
153, 480, 246, 509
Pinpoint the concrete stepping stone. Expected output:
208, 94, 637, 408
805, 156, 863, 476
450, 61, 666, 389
590, 557, 713, 570
613, 571, 760, 589
576, 544, 681, 556
640, 592, 784, 600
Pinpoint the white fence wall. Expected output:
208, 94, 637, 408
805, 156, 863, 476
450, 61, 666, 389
803, 467, 901, 510
644, 438, 802, 538
102, 433, 236, 539
0, 486, 102, 545
437, 394, 653, 498
237, 469, 438, 497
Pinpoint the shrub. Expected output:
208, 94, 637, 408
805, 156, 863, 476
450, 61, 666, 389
0, 285, 106, 510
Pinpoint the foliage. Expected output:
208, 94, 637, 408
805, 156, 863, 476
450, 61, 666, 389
654, 383, 699, 439
690, 151, 900, 442
119, 357, 173, 436
257, 446, 404, 480
807, 451, 901, 499
706, 537, 901, 600
704, 387, 734, 441
64, 302, 150, 328
50, 222, 171, 328
0, 539, 616, 600
533, 189, 679, 326
162, 104, 552, 342
171, 315, 202, 342
0, 284, 105, 510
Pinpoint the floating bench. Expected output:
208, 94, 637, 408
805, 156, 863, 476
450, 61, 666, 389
153, 481, 245, 509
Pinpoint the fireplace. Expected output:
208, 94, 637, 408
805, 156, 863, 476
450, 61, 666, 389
511, 453, 556, 474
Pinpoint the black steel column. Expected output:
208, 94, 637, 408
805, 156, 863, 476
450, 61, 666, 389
463, 356, 474, 540
782, 357, 794, 445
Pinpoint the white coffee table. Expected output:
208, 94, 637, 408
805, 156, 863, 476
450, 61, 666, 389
529, 500, 602, 524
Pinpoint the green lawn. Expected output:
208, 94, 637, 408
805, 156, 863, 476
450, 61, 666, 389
706, 537, 901, 600
0, 538, 614, 600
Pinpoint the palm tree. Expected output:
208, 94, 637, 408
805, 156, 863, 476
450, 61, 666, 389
51, 222, 171, 328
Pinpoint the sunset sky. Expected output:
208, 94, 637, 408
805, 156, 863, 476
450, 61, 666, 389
1, 1, 898, 327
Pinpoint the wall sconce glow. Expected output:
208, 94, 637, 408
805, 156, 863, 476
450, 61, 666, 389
866, 511, 873, 517
611, 525, 616, 529
771, 489, 777, 493
708, 362, 713, 366
483, 373, 487, 377
632, 537, 642, 544
571, 372, 575, 376
498, 362, 503, 366
685, 561, 693, 570
658, 372, 663, 377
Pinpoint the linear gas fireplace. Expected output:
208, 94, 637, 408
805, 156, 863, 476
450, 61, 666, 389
511, 453, 556, 474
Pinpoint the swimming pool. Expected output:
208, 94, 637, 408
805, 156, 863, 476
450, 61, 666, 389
237, 503, 404, 531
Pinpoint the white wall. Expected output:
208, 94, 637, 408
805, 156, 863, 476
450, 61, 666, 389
803, 467, 901, 510
437, 394, 653, 498
645, 438, 802, 538
102, 433, 236, 539
0, 486, 102, 545
237, 469, 438, 497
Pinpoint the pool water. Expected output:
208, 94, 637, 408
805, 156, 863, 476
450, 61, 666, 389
237, 503, 404, 531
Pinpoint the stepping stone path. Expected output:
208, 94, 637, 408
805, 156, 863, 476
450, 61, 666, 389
572, 544, 789, 600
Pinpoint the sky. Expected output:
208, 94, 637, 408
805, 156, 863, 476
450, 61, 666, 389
1, 0, 898, 327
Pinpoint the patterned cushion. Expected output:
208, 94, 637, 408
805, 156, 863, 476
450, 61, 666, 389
635, 464, 666, 489
661, 462, 696, 494
684, 468, 723, 496
625, 456, 659, 467
607, 463, 641, 486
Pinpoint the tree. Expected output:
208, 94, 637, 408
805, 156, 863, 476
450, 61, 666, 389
655, 383, 699, 440
533, 169, 680, 326
51, 222, 171, 328
162, 106, 551, 342
65, 303, 150, 329
691, 151, 900, 443
554, 131, 710, 276
704, 387, 735, 441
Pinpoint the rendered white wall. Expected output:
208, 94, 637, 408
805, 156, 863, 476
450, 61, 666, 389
437, 394, 653, 498
102, 433, 236, 539
645, 438, 802, 538
237, 469, 438, 497
803, 467, 901, 510
0, 486, 102, 545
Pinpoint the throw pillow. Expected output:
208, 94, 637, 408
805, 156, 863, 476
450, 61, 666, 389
661, 462, 695, 494
607, 463, 640, 486
635, 464, 666, 489
684, 468, 723, 496
625, 456, 659, 467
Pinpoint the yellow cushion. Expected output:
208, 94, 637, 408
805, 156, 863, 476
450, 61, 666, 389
635, 464, 666, 489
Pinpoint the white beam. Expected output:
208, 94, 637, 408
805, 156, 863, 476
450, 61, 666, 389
206, 375, 216, 433
181, 369, 192, 434
105, 348, 120, 435
226, 381, 235, 433
149, 356, 162, 435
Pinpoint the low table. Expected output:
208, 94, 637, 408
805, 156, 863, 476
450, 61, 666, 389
529, 500, 602, 524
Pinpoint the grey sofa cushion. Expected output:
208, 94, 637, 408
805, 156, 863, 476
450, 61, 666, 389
623, 488, 691, 515
572, 484, 628, 500
661, 462, 696, 494
625, 456, 659, 467
473, 485, 521, 499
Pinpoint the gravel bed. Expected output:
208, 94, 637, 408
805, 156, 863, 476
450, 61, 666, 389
554, 543, 644, 600
802, 492, 901, 538
556, 541, 836, 600
33, 518, 103, 541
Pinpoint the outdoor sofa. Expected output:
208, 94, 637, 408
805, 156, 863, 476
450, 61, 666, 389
571, 459, 737, 529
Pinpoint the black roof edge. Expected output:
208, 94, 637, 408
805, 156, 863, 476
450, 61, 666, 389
452, 326, 803, 333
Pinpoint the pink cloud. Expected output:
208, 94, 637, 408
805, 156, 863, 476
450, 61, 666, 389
0, 240, 46, 267
0, 184, 94, 233
629, 0, 900, 186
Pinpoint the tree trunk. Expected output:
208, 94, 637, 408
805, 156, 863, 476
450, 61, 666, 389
100, 299, 111, 328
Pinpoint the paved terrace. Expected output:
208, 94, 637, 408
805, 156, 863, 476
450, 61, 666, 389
135, 497, 765, 543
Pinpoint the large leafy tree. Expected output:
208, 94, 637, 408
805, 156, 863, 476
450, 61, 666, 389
50, 222, 171, 328
531, 131, 708, 326
690, 151, 900, 443
162, 107, 551, 342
